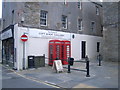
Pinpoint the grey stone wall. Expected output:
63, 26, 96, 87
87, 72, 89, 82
23, 2, 40, 28
2, 1, 103, 36
0, 19, 2, 62
103, 2, 119, 62
0, 19, 1, 31
118, 2, 120, 62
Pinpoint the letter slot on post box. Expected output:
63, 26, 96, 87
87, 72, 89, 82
48, 40, 62, 66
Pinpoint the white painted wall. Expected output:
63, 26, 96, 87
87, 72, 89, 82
14, 25, 103, 70
72, 34, 103, 60
14, 25, 29, 70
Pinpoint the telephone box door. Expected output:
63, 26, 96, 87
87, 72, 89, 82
48, 40, 61, 65
61, 40, 71, 65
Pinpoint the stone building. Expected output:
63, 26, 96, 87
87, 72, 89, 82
0, 19, 2, 62
2, 1, 103, 36
102, 2, 119, 62
0, 19, 1, 29
1, 1, 103, 70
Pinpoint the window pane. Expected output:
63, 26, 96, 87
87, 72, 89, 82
62, 15, 67, 29
91, 22, 95, 31
78, 19, 82, 30
78, 2, 80, 8
78, 1, 81, 9
40, 10, 47, 26
96, 6, 99, 15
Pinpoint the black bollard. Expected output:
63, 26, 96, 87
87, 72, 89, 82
86, 60, 90, 77
85, 56, 88, 69
67, 64, 71, 73
98, 54, 101, 66
85, 55, 90, 77
67, 57, 71, 73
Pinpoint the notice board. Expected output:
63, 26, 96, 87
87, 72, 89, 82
52, 60, 63, 73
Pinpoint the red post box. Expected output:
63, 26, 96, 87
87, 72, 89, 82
48, 40, 62, 66
61, 40, 71, 65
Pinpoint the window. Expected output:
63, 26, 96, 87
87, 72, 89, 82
96, 6, 99, 15
101, 25, 103, 33
4, 3, 5, 8
97, 42, 100, 52
78, 1, 82, 9
62, 15, 67, 29
12, 10, 14, 24
78, 19, 82, 31
63, 0, 67, 5
40, 10, 47, 26
3, 19, 5, 29
91, 21, 95, 31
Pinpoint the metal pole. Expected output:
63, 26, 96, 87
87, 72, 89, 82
67, 64, 71, 73
85, 56, 90, 77
86, 61, 87, 69
98, 54, 101, 66
86, 60, 90, 77
23, 42, 25, 70
85, 55, 88, 69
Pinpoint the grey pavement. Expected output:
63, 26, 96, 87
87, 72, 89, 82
15, 60, 119, 88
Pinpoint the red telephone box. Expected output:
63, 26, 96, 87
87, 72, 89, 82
61, 40, 71, 65
48, 40, 62, 65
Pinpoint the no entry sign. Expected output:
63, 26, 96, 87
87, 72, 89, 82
21, 34, 28, 42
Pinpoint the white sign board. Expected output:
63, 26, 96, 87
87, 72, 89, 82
52, 60, 63, 73
1, 29, 13, 40
29, 28, 71, 40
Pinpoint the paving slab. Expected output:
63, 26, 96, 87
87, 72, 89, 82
16, 61, 119, 88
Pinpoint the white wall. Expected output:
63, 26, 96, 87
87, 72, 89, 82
14, 26, 103, 70
72, 34, 103, 61
28, 38, 50, 64
14, 25, 29, 70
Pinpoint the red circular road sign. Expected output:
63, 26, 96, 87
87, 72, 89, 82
21, 34, 28, 42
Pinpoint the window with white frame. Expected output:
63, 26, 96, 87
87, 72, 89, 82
91, 21, 95, 31
78, 1, 82, 9
64, 0, 67, 5
78, 19, 82, 31
12, 10, 14, 24
40, 10, 47, 26
96, 6, 99, 15
62, 15, 67, 29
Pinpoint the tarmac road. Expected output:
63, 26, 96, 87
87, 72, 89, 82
0, 65, 62, 89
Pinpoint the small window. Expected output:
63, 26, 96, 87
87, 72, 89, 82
91, 21, 95, 31
12, 10, 14, 24
4, 3, 5, 8
78, 19, 82, 31
78, 2, 82, 9
96, 6, 99, 15
3, 19, 5, 29
101, 25, 103, 34
97, 42, 100, 52
40, 10, 47, 26
63, 0, 67, 5
62, 15, 67, 29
